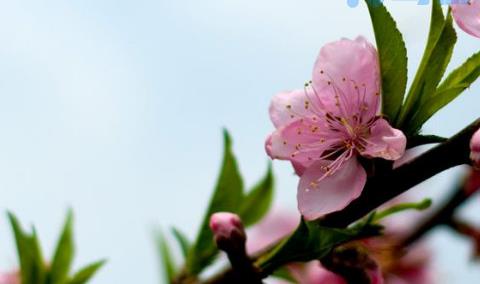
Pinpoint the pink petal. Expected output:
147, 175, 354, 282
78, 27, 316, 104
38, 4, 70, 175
246, 209, 299, 254
291, 160, 308, 176
312, 36, 381, 120
298, 157, 367, 220
267, 119, 343, 170
360, 118, 406, 161
269, 89, 321, 128
266, 134, 309, 175
452, 0, 480, 38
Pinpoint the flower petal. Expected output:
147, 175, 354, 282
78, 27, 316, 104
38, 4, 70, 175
452, 0, 480, 38
360, 118, 406, 161
312, 36, 381, 120
297, 157, 367, 220
269, 89, 321, 128
267, 119, 343, 168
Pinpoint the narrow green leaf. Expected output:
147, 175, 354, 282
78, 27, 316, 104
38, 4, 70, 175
67, 260, 106, 284
403, 12, 457, 133
438, 51, 480, 92
8, 213, 32, 284
373, 199, 432, 222
157, 231, 177, 283
365, 0, 408, 122
239, 163, 274, 227
408, 51, 480, 130
29, 228, 47, 284
171, 227, 190, 258
186, 130, 244, 274
398, 0, 445, 125
49, 210, 75, 284
8, 213, 47, 284
410, 85, 467, 131
257, 218, 381, 273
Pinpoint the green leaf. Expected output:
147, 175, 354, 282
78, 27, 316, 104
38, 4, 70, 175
271, 267, 296, 283
365, 0, 408, 122
398, 0, 446, 126
438, 51, 480, 92
410, 85, 467, 131
403, 12, 458, 133
49, 210, 75, 284
157, 231, 177, 283
239, 163, 274, 227
373, 198, 432, 222
8, 213, 47, 284
67, 260, 106, 284
186, 130, 244, 274
171, 227, 190, 258
409, 51, 480, 129
256, 218, 381, 273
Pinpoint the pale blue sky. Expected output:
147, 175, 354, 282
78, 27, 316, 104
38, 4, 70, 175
0, 1, 478, 283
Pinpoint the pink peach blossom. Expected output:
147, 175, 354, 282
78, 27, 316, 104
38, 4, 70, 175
266, 37, 406, 220
451, 0, 480, 38
470, 128, 480, 169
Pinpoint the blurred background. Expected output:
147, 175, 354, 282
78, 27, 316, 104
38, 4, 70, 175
0, 0, 479, 283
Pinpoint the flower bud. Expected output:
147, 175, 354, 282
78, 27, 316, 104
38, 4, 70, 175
470, 129, 480, 169
209, 212, 246, 252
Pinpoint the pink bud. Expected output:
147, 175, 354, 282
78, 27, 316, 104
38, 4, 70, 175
471, 129, 480, 169
209, 212, 246, 251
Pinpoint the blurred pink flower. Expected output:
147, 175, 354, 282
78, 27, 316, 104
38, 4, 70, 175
364, 237, 433, 284
451, 0, 480, 38
266, 37, 406, 220
0, 272, 19, 284
251, 210, 431, 284
470, 128, 480, 169
247, 209, 299, 255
